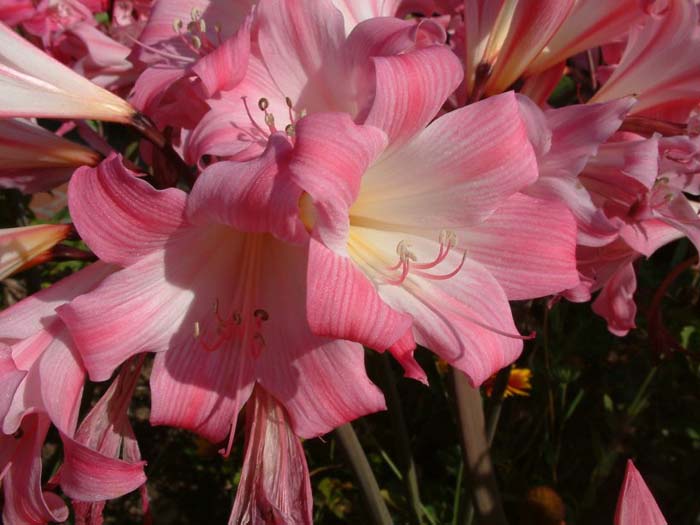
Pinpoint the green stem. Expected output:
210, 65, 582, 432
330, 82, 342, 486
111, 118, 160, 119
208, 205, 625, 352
451, 368, 509, 525
485, 366, 512, 445
379, 354, 425, 525
335, 423, 394, 525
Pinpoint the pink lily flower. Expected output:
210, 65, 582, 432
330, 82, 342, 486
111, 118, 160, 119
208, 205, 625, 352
229, 387, 313, 525
563, 130, 700, 335
517, 95, 637, 246
182, 0, 460, 163
615, 460, 667, 525
0, 118, 100, 193
0, 223, 72, 280
0, 261, 146, 523
592, 0, 700, 123
0, 21, 135, 122
58, 153, 386, 448
289, 94, 579, 386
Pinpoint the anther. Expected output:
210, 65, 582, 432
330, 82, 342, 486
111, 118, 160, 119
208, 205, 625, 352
285, 97, 293, 109
198, 18, 206, 32
191, 35, 202, 49
172, 18, 184, 33
253, 309, 270, 322
285, 124, 295, 137
191, 7, 201, 20
258, 98, 269, 111
193, 321, 201, 338
265, 113, 276, 129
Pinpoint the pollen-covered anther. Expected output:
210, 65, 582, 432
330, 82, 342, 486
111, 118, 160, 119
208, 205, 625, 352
386, 231, 466, 285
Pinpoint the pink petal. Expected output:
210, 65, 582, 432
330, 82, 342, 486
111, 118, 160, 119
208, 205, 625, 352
256, 0, 345, 109
136, 0, 253, 59
592, 261, 637, 336
184, 55, 288, 163
35, 328, 86, 434
57, 242, 204, 381
0, 344, 25, 425
187, 134, 307, 244
619, 219, 684, 259
387, 329, 426, 384
287, 113, 387, 252
615, 460, 667, 525
379, 254, 523, 387
1, 414, 70, 525
362, 45, 463, 151
229, 388, 313, 525
460, 192, 579, 300
58, 356, 147, 503
149, 332, 255, 443
192, 15, 252, 97
591, 0, 700, 122
68, 153, 187, 266
257, 287, 387, 437
59, 435, 147, 502
306, 236, 413, 353
354, 92, 538, 229
0, 261, 113, 341
484, 0, 575, 95
330, 0, 402, 34
523, 97, 636, 246
258, 337, 387, 439
526, 0, 653, 74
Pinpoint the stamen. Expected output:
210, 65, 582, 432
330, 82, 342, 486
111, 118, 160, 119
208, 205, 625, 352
264, 113, 277, 133
413, 230, 456, 270
253, 309, 269, 321
414, 250, 467, 280
384, 260, 411, 285
385, 232, 465, 285
241, 96, 270, 139
122, 33, 195, 63
285, 96, 296, 125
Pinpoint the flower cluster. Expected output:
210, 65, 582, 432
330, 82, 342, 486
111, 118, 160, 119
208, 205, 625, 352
1, 0, 696, 523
